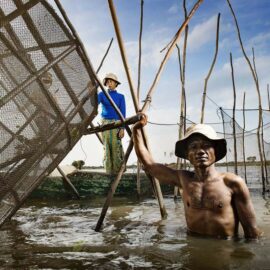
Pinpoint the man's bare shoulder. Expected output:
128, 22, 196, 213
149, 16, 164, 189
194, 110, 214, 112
220, 171, 247, 191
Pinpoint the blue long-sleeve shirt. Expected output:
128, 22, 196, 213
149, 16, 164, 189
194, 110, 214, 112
98, 90, 126, 120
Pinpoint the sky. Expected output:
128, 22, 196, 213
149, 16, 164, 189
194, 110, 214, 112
52, 0, 270, 166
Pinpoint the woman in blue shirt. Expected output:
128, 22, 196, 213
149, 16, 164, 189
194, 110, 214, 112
98, 73, 126, 175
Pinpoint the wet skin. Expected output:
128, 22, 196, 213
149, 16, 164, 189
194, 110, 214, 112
133, 114, 261, 239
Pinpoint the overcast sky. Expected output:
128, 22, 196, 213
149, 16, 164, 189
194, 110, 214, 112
54, 0, 270, 166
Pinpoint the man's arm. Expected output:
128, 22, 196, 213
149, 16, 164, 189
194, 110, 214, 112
230, 175, 262, 239
133, 113, 181, 187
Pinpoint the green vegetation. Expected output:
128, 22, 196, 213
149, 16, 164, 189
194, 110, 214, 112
31, 171, 174, 199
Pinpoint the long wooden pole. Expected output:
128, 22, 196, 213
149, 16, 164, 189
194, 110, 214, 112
108, 0, 139, 111
136, 0, 144, 196
57, 166, 80, 199
227, 0, 265, 193
252, 49, 269, 186
175, 44, 184, 199
252, 47, 266, 191
107, 0, 167, 217
96, 38, 114, 74
200, 13, 220, 123
267, 84, 270, 110
242, 92, 247, 184
95, 140, 134, 231
175, 0, 189, 199
261, 119, 269, 185
220, 108, 229, 172
141, 0, 204, 113
230, 53, 238, 174
95, 0, 204, 231
85, 114, 142, 135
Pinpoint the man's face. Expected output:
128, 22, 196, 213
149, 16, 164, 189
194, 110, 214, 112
106, 79, 117, 90
186, 135, 216, 168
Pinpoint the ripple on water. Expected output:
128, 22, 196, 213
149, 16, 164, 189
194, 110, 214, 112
1, 195, 270, 269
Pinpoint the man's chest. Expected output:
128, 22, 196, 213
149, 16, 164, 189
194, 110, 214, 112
183, 181, 232, 211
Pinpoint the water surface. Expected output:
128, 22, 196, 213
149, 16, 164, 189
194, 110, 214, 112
0, 193, 269, 269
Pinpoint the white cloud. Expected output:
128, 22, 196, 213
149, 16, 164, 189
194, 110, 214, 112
168, 4, 178, 15
186, 15, 218, 51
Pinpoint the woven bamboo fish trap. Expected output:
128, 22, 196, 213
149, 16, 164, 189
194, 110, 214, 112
0, 0, 97, 226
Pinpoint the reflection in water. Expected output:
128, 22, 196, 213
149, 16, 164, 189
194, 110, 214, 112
0, 194, 269, 269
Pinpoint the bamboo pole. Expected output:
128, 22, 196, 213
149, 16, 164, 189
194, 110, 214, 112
108, 0, 139, 111
54, 1, 156, 230
181, 0, 188, 134
200, 13, 220, 124
137, 0, 144, 100
261, 119, 269, 185
57, 166, 80, 199
242, 92, 247, 184
136, 0, 144, 196
230, 53, 238, 174
174, 0, 189, 199
96, 38, 114, 74
252, 49, 269, 186
220, 108, 229, 172
226, 0, 265, 193
267, 84, 270, 110
106, 0, 167, 218
95, 0, 204, 231
85, 114, 142, 135
141, 0, 204, 113
95, 140, 134, 231
252, 47, 267, 190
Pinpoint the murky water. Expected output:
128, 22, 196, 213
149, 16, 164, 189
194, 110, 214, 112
0, 193, 270, 269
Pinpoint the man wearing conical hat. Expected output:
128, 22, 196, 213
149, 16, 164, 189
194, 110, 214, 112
133, 113, 261, 239
98, 73, 126, 175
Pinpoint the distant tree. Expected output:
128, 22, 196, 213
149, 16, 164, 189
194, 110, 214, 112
247, 156, 256, 162
72, 160, 85, 169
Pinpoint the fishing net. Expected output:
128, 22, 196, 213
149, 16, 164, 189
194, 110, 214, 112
0, 0, 97, 225
218, 108, 270, 186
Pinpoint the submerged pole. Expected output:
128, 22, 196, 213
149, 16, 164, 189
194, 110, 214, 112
57, 166, 80, 199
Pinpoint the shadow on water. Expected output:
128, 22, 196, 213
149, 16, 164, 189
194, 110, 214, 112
0, 193, 270, 269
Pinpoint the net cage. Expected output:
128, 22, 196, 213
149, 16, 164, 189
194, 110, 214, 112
0, 0, 98, 226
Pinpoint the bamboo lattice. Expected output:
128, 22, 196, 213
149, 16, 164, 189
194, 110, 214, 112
0, 0, 97, 226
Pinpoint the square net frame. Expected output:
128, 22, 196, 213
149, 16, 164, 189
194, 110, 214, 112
0, 0, 98, 226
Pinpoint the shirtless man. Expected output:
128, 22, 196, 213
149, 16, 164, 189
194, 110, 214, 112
133, 113, 261, 239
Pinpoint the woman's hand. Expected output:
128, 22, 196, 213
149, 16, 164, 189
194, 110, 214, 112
117, 128, 125, 139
